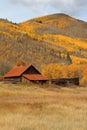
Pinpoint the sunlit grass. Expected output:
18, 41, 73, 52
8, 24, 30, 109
0, 82, 87, 130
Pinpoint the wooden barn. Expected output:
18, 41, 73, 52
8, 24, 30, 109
4, 65, 48, 84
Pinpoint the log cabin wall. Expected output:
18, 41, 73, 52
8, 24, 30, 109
51, 78, 79, 86
4, 76, 22, 83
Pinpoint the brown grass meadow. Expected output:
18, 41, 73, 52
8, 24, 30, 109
0, 82, 87, 130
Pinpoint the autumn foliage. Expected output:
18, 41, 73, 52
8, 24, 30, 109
42, 64, 87, 86
0, 15, 87, 86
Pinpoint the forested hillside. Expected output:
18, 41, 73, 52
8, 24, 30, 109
0, 14, 87, 84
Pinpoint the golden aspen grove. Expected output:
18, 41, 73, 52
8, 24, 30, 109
0, 13, 87, 85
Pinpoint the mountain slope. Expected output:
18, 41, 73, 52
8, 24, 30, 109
20, 13, 87, 61
0, 14, 87, 75
20, 13, 87, 39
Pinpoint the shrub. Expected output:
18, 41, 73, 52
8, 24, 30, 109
0, 75, 3, 81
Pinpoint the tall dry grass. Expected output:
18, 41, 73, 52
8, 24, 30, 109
0, 82, 87, 130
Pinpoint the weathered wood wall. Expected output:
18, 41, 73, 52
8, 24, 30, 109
51, 78, 79, 86
24, 66, 41, 75
4, 77, 22, 83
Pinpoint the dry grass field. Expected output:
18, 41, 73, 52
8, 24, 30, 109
0, 82, 87, 130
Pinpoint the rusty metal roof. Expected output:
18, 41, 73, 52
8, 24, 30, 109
23, 74, 48, 81
4, 65, 30, 78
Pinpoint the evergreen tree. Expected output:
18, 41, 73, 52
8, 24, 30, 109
66, 52, 72, 64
